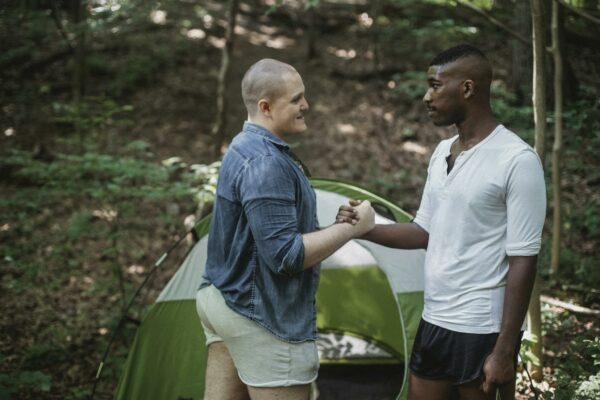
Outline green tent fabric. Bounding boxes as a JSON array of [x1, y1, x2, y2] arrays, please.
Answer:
[[115, 178, 425, 400]]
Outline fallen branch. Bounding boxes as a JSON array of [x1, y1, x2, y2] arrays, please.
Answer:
[[540, 295, 600, 316]]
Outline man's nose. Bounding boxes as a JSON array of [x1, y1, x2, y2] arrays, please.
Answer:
[[301, 98, 309, 111], [423, 89, 432, 104]]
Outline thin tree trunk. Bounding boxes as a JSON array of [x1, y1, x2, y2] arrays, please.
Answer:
[[370, 0, 383, 71], [212, 0, 239, 159], [71, 0, 86, 103], [306, 5, 317, 60], [528, 0, 548, 383], [531, 0, 547, 166], [511, 0, 532, 103], [550, 0, 562, 275]]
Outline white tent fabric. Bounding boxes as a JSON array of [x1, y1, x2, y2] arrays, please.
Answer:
[[158, 189, 424, 302]]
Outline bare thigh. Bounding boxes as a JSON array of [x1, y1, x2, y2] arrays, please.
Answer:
[[457, 377, 515, 400], [408, 372, 456, 400], [247, 384, 311, 400], [204, 342, 250, 400]]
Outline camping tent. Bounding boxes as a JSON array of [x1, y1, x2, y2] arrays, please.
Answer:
[[114, 178, 425, 400]]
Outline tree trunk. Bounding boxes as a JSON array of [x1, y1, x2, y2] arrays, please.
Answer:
[[511, 0, 532, 104], [71, 0, 86, 103], [556, 2, 578, 101], [306, 5, 317, 60], [370, 0, 383, 71], [550, 0, 562, 275], [528, 0, 548, 383], [212, 0, 240, 159], [582, 0, 598, 11]]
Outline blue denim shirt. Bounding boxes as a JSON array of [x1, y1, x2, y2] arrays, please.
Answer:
[[200, 122, 320, 342]]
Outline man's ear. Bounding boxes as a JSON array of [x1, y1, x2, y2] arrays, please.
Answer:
[[258, 99, 271, 117], [463, 79, 475, 99]]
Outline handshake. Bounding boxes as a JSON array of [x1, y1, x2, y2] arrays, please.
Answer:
[[335, 199, 375, 238]]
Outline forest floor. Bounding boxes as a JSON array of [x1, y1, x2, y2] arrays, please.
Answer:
[[1, 1, 598, 399]]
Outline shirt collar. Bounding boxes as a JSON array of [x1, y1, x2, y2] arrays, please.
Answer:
[[243, 121, 289, 149]]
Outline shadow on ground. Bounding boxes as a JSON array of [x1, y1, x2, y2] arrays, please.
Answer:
[[316, 364, 405, 400]]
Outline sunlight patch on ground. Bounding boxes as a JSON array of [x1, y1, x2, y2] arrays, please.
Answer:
[[92, 1, 121, 14], [358, 13, 373, 28], [207, 36, 225, 48], [182, 28, 206, 40], [150, 10, 167, 25], [93, 209, 118, 222], [201, 14, 214, 29], [402, 141, 428, 155], [4, 127, 14, 136], [314, 103, 331, 113], [235, 25, 295, 49], [327, 46, 357, 59], [336, 123, 357, 134], [258, 25, 278, 35], [0, 223, 9, 232], [127, 265, 146, 275]]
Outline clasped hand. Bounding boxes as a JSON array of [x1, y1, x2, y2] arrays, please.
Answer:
[[335, 199, 375, 237]]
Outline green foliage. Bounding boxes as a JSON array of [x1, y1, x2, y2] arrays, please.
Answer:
[[22, 344, 68, 370], [520, 332, 541, 366], [52, 97, 133, 134], [1, 148, 193, 202], [574, 372, 600, 400], [541, 307, 600, 399], [189, 162, 220, 207], [0, 366, 52, 399], [391, 71, 427, 100], [585, 337, 600, 367], [490, 83, 534, 142]]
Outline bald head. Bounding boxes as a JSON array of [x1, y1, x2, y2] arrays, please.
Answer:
[[242, 59, 298, 117], [430, 44, 492, 98]]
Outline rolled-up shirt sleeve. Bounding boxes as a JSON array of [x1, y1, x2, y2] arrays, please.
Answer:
[[239, 155, 305, 275], [505, 150, 547, 256]]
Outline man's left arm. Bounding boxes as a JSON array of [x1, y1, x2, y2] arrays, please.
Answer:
[[482, 150, 547, 394], [482, 255, 537, 393]]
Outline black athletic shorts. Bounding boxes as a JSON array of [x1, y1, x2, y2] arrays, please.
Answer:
[[409, 319, 522, 385]]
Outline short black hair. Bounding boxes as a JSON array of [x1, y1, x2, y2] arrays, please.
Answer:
[[429, 44, 488, 66]]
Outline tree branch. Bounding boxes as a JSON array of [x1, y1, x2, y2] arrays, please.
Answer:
[[50, 0, 75, 51], [454, 0, 531, 46], [557, 0, 600, 25]]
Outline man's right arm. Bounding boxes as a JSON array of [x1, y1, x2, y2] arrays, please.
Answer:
[[302, 200, 375, 269], [336, 203, 429, 249], [361, 222, 429, 249]]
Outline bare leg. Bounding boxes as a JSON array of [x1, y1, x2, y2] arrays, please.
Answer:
[[457, 378, 497, 400], [498, 379, 516, 400], [204, 342, 250, 400], [247, 384, 311, 400], [408, 373, 455, 400]]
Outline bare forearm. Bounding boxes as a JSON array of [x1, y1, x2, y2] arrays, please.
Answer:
[[302, 223, 356, 269], [495, 256, 537, 354], [361, 222, 429, 249]]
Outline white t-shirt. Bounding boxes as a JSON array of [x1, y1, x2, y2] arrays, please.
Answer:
[[413, 125, 546, 334]]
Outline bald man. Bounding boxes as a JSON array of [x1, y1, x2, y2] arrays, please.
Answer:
[[196, 59, 375, 400], [337, 44, 546, 399]]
